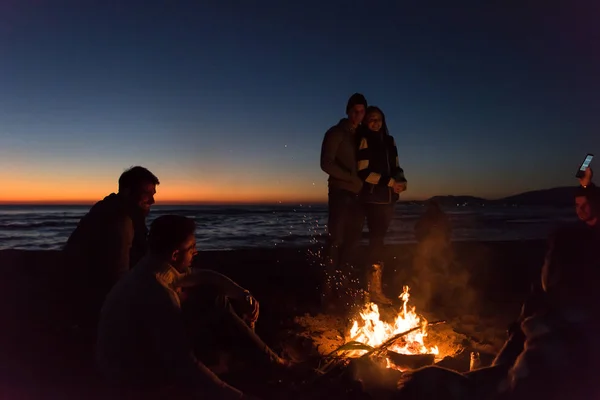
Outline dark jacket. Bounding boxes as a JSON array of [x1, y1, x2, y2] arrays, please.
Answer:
[[320, 118, 363, 194], [357, 128, 406, 204], [64, 193, 148, 311]]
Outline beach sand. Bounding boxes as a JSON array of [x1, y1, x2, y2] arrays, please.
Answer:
[[0, 240, 547, 398]]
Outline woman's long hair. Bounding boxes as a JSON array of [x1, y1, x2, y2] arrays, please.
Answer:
[[364, 106, 390, 135]]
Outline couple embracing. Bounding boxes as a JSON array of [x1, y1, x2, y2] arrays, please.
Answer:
[[320, 93, 407, 311]]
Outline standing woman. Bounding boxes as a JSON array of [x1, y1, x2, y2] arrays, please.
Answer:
[[357, 106, 407, 304]]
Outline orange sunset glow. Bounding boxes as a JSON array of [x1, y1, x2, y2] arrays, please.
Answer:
[[1, 166, 547, 205], [2, 180, 326, 205], [1, 167, 332, 205]]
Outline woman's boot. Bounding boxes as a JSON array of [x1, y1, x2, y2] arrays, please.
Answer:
[[365, 262, 393, 305]]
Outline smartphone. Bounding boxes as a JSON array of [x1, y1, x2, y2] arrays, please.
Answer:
[[575, 154, 594, 178]]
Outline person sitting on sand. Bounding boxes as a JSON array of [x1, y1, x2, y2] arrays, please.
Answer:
[[494, 167, 599, 366], [394, 168, 600, 400], [96, 215, 295, 400], [356, 106, 407, 305], [490, 166, 600, 398], [63, 166, 159, 328]]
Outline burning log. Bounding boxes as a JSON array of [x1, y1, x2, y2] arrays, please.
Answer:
[[317, 321, 446, 377], [387, 351, 435, 370], [365, 320, 446, 359]]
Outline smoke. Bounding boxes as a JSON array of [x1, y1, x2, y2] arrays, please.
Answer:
[[407, 232, 479, 319]]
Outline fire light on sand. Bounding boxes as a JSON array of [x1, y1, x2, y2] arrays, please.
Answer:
[[345, 286, 440, 368]]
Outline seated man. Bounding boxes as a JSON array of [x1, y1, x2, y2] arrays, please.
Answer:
[[96, 215, 291, 399], [494, 167, 599, 367], [395, 168, 600, 399], [492, 167, 600, 398], [63, 166, 159, 328]]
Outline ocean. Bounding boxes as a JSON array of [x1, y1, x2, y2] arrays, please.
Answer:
[[0, 203, 577, 251]]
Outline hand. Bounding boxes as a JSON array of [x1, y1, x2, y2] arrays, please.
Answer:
[[579, 167, 593, 187], [352, 175, 364, 190], [240, 290, 259, 323], [393, 182, 407, 193], [247, 295, 259, 323]]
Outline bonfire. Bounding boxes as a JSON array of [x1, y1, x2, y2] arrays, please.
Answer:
[[347, 286, 439, 357], [320, 285, 444, 372]]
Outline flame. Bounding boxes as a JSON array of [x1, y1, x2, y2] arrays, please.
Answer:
[[345, 286, 439, 365]]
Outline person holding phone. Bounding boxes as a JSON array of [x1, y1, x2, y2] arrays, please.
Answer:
[[575, 166, 598, 227], [356, 106, 407, 304]]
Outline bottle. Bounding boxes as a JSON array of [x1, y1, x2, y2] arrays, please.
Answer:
[[470, 351, 481, 371]]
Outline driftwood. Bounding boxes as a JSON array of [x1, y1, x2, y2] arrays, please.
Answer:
[[362, 320, 446, 359], [387, 352, 436, 370], [316, 320, 446, 377]]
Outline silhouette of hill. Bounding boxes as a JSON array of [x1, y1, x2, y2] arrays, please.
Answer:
[[494, 186, 575, 206], [404, 186, 578, 206]]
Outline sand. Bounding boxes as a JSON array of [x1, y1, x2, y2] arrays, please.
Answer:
[[0, 240, 548, 398]]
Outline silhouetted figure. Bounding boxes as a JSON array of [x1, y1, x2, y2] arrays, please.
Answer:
[[63, 166, 159, 329], [394, 168, 600, 400], [414, 199, 451, 244], [320, 93, 368, 311], [492, 167, 600, 399], [356, 106, 407, 305], [96, 216, 289, 399], [495, 168, 599, 369]]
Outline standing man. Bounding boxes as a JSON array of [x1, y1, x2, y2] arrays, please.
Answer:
[[320, 93, 367, 310]]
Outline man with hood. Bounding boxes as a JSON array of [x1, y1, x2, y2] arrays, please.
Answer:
[[320, 93, 367, 310], [64, 166, 159, 328]]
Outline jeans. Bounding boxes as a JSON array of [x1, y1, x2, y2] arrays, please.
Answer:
[[362, 203, 395, 266], [325, 188, 364, 274]]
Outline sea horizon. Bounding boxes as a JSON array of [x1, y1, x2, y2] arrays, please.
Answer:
[[0, 183, 579, 208], [0, 203, 577, 252]]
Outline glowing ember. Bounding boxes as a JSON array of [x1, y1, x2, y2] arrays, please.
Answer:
[[345, 286, 439, 366]]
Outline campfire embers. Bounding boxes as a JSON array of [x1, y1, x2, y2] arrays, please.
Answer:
[[344, 286, 441, 369]]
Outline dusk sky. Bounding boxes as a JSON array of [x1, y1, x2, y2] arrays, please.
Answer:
[[1, 1, 599, 204]]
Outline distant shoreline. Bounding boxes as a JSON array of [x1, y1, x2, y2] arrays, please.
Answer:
[[0, 184, 579, 207]]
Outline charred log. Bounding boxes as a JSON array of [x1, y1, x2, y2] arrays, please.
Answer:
[[386, 351, 435, 370]]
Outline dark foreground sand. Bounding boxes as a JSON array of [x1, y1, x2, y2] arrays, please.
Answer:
[[0, 240, 548, 398]]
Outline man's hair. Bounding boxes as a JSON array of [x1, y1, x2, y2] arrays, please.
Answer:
[[148, 215, 196, 255], [346, 93, 367, 114], [118, 166, 160, 193]]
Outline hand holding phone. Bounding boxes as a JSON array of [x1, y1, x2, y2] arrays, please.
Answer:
[[576, 154, 594, 179]]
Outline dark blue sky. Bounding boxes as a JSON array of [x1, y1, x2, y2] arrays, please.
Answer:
[[1, 0, 599, 203]]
